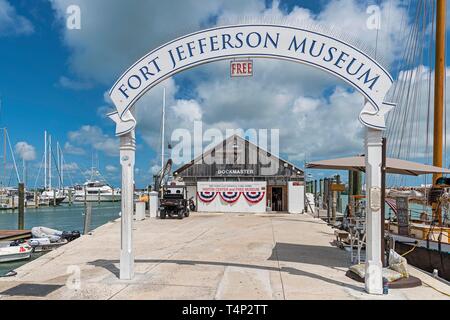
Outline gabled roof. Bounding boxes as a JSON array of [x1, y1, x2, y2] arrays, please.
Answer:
[[173, 134, 304, 175]]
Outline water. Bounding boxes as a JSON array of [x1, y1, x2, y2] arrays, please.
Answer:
[[339, 195, 432, 220], [0, 202, 120, 277]]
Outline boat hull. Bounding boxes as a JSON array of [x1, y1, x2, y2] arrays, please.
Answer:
[[31, 240, 68, 253], [0, 247, 32, 263], [73, 194, 120, 202], [392, 236, 450, 281], [39, 196, 66, 206]]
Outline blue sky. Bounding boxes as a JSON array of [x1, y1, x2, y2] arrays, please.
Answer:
[[0, 0, 449, 188]]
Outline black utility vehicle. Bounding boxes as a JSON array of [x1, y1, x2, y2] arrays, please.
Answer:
[[159, 186, 190, 219]]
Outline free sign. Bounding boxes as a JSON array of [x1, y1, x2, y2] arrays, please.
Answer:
[[230, 60, 253, 77]]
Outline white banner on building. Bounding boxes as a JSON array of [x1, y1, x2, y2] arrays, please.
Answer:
[[197, 181, 267, 213]]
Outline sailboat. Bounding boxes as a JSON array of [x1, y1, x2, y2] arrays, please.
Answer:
[[0, 126, 25, 210], [385, 0, 450, 280], [40, 131, 66, 205]]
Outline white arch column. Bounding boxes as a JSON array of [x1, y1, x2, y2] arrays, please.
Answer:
[[119, 130, 135, 280], [364, 127, 383, 294]]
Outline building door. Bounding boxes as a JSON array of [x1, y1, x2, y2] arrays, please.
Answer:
[[272, 187, 283, 211]]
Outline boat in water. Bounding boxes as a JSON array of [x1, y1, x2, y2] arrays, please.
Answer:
[[39, 189, 66, 206], [73, 181, 120, 202], [0, 243, 32, 263], [27, 226, 80, 252], [0, 186, 26, 210]]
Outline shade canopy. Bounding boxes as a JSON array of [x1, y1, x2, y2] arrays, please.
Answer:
[[305, 156, 450, 176]]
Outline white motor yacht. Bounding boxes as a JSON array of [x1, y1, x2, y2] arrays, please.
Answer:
[[73, 181, 120, 202]]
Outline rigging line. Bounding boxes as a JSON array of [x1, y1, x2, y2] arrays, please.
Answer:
[[390, 0, 413, 83], [387, 0, 431, 186], [411, 4, 427, 162], [398, 0, 426, 152], [61, 156, 75, 187], [425, 0, 436, 166], [50, 144, 63, 187], [5, 129, 20, 184], [33, 152, 45, 190], [388, 1, 421, 148]]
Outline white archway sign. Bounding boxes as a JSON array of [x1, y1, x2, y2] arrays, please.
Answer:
[[109, 24, 395, 295]]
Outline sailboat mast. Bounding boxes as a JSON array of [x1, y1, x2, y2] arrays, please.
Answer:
[[432, 0, 446, 226], [44, 131, 47, 190], [3, 128, 6, 186], [49, 134, 52, 190], [60, 144, 64, 187], [57, 141, 60, 189]]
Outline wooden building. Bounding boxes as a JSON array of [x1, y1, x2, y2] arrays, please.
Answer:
[[173, 134, 304, 212]]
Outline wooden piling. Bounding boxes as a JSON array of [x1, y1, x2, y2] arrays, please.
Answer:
[[34, 191, 38, 208], [83, 202, 92, 235], [353, 171, 362, 195], [68, 189, 72, 206], [324, 178, 330, 222], [18, 183, 25, 230], [314, 180, 317, 199], [319, 179, 323, 209], [348, 170, 353, 214], [331, 177, 336, 224], [336, 174, 342, 213]]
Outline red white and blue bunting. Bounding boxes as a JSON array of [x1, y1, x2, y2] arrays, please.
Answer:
[[197, 191, 217, 203], [243, 191, 265, 204], [219, 191, 241, 203]]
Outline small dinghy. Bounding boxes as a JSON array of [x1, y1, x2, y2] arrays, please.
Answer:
[[31, 227, 63, 242], [28, 227, 80, 252], [0, 243, 32, 263], [28, 237, 68, 253]]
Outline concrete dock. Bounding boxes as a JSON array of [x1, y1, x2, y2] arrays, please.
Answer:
[[0, 212, 448, 300]]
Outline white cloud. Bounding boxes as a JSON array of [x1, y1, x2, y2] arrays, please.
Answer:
[[58, 76, 93, 90], [63, 162, 79, 171], [105, 164, 117, 172], [0, 0, 34, 36], [14, 142, 36, 161], [150, 164, 161, 175], [49, 0, 234, 83], [64, 142, 85, 155], [171, 100, 203, 123], [68, 125, 119, 156]]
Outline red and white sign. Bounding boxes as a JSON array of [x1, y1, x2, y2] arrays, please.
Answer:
[[230, 60, 253, 77]]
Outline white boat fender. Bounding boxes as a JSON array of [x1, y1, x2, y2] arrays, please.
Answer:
[[28, 238, 51, 246]]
